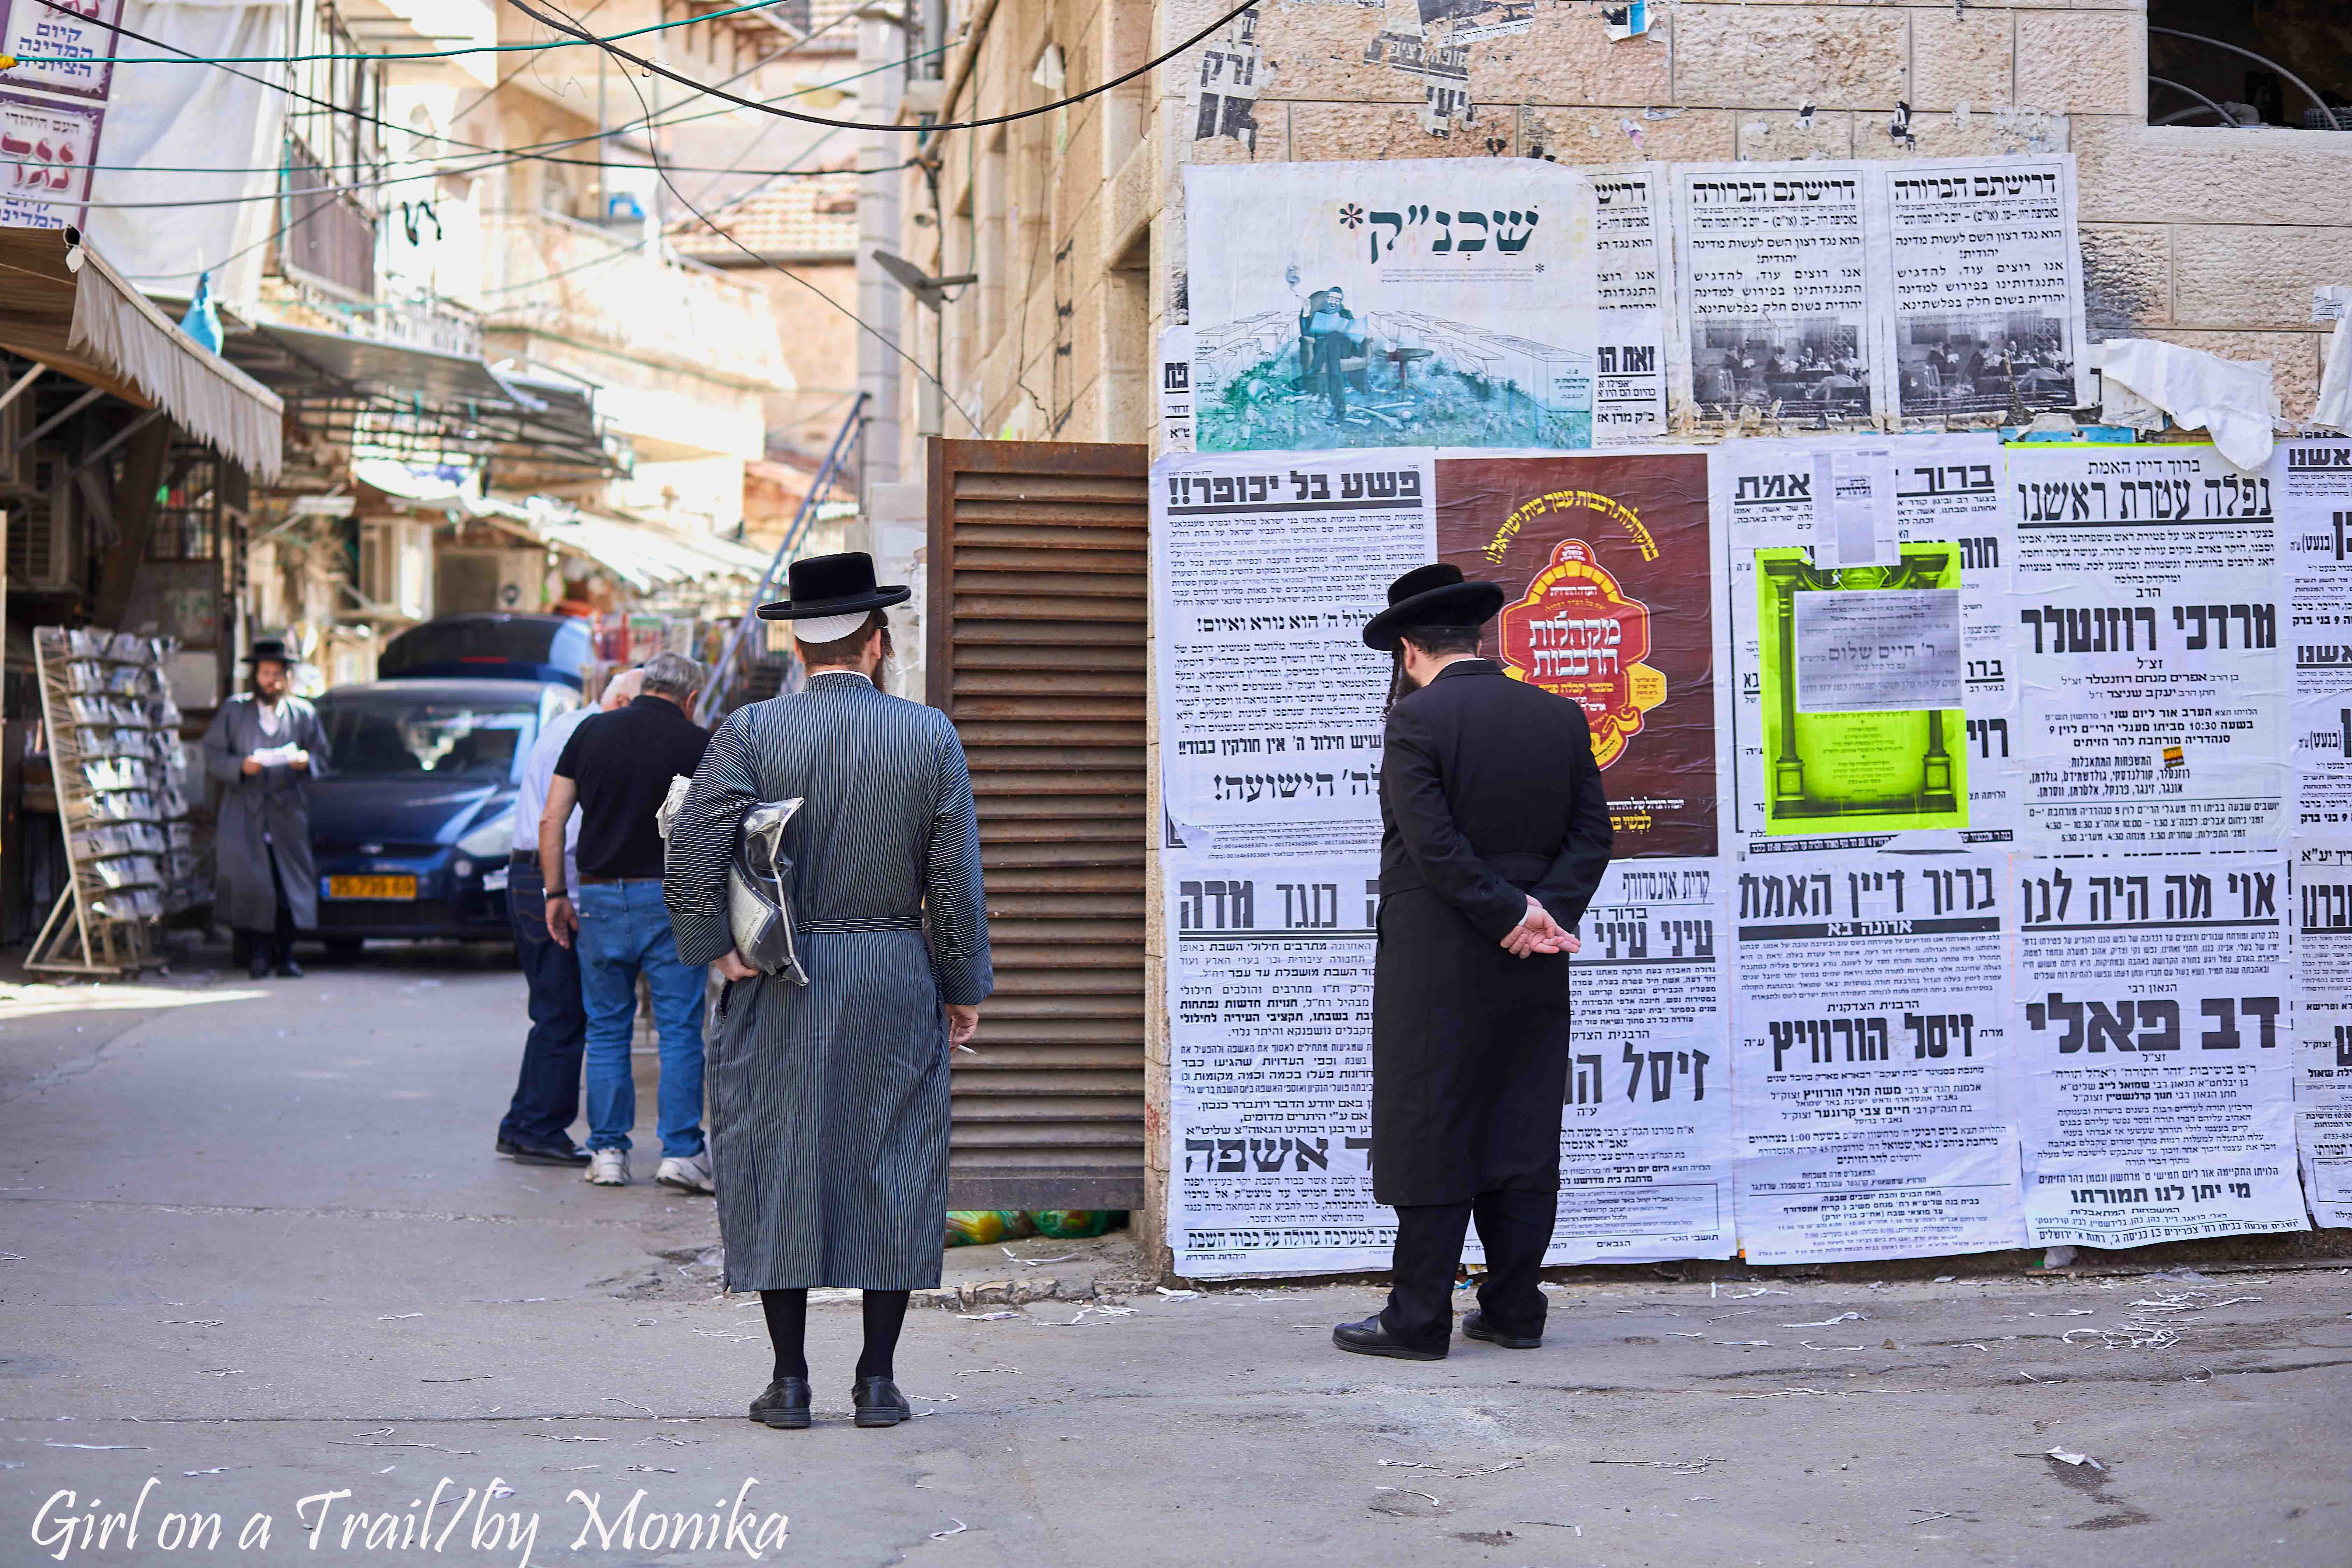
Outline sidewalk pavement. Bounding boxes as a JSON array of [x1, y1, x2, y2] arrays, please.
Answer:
[[2, 945, 2348, 1565]]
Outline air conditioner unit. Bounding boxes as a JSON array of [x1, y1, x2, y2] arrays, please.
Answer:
[[357, 517, 434, 621], [5, 449, 77, 592]]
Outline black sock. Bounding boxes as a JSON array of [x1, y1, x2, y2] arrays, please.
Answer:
[[760, 1289, 807, 1382], [855, 1290, 910, 1381]]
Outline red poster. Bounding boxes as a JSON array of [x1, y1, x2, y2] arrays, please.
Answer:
[[1435, 452, 1716, 857]]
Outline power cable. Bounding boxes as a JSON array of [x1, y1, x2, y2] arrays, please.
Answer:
[[575, 0, 982, 435], [505, 0, 1255, 134], [10, 0, 802, 66]]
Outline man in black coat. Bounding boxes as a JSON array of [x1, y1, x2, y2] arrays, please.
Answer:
[[1333, 564, 1614, 1360]]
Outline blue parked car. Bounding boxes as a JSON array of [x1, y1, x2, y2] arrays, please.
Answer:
[[305, 673, 580, 956]]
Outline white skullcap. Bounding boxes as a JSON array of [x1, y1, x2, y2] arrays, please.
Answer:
[[791, 610, 873, 644]]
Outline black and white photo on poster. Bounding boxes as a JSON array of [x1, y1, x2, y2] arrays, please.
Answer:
[[1884, 158, 2086, 422], [1729, 848, 2024, 1263], [1674, 164, 1875, 429], [1553, 859, 1734, 1263], [1149, 449, 1434, 854], [2016, 853, 2305, 1245], [2011, 443, 2287, 853]]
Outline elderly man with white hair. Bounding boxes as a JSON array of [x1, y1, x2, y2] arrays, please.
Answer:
[[540, 652, 715, 1191], [495, 665, 643, 1168]]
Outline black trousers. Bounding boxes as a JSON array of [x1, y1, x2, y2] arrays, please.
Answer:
[[236, 843, 298, 966], [499, 860, 585, 1148], [1380, 1187, 1556, 1352]]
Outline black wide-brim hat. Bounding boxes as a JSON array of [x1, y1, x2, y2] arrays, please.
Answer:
[[754, 550, 912, 620], [243, 638, 293, 666], [1362, 562, 1505, 651]]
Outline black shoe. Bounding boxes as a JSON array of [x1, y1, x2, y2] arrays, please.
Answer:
[[749, 1376, 811, 1429], [851, 1375, 911, 1428], [248, 952, 271, 980], [1462, 1310, 1542, 1349], [274, 958, 304, 979], [497, 1136, 592, 1167], [1331, 1313, 1447, 1361]]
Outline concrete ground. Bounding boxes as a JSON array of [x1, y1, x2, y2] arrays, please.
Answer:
[[2, 943, 2349, 1567]]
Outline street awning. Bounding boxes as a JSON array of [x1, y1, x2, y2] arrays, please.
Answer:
[[0, 227, 284, 480], [220, 322, 614, 474], [373, 481, 773, 595]]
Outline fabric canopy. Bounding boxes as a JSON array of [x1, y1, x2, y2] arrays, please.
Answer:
[[0, 227, 284, 479]]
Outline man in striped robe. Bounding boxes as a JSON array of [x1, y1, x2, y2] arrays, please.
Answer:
[[665, 552, 992, 1432]]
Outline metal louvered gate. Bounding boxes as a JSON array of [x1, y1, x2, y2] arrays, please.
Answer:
[[925, 438, 1149, 1210]]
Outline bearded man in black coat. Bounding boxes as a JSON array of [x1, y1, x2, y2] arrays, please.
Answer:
[[1333, 564, 1614, 1361]]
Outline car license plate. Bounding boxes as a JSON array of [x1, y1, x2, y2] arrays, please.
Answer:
[[327, 874, 416, 900]]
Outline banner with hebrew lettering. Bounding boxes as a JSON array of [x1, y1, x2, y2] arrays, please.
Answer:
[[2017, 853, 2305, 1245], [2011, 443, 2288, 853], [1150, 448, 1435, 855], [1183, 159, 1615, 451], [1435, 450, 1720, 858], [1728, 847, 2025, 1263]]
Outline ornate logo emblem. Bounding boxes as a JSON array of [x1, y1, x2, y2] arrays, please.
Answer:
[[1495, 538, 1664, 768]]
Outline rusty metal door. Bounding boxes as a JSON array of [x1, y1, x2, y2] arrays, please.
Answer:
[[926, 438, 1148, 1210]]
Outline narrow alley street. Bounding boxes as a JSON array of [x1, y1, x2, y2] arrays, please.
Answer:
[[1, 946, 2347, 1566]]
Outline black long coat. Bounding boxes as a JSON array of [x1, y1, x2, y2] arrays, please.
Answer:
[[1372, 659, 1613, 1208]]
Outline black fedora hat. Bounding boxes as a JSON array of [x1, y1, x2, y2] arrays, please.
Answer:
[[243, 638, 293, 666], [1361, 563, 1505, 651], [754, 551, 912, 621]]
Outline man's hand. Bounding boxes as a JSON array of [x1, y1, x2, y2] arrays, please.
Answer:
[[288, 750, 310, 772], [715, 948, 760, 982], [945, 1004, 980, 1054], [545, 892, 577, 949], [1501, 896, 1579, 958], [240, 756, 262, 777]]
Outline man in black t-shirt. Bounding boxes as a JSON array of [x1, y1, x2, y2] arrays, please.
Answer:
[[540, 652, 714, 1192]]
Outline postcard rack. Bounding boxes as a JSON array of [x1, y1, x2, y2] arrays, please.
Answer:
[[26, 627, 196, 977]]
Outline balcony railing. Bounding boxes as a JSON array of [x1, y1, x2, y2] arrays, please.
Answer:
[[483, 209, 790, 390], [280, 139, 379, 301]]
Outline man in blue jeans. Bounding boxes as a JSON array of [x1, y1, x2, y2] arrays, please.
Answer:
[[538, 651, 714, 1191]]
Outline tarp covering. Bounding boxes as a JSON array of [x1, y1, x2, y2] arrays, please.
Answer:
[[0, 226, 283, 479]]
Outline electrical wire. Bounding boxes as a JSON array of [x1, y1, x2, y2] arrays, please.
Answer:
[[504, 0, 1255, 134], [25, 0, 934, 175], [9, 0, 802, 66], [573, 0, 982, 435]]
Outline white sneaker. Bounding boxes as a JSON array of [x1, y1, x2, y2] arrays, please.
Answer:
[[584, 1148, 629, 1186], [655, 1151, 713, 1194]]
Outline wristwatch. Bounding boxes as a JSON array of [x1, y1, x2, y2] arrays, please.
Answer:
[[546, 888, 568, 898]]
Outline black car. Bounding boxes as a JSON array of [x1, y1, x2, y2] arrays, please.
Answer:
[[376, 612, 593, 688], [306, 678, 580, 953]]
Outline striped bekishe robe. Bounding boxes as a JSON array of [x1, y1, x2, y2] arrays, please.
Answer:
[[664, 670, 992, 1290]]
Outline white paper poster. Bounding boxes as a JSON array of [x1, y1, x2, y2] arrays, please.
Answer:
[[2297, 846, 2352, 1228], [1730, 847, 2025, 1263], [1165, 851, 1391, 1279], [1184, 159, 1614, 451], [1676, 163, 1877, 428], [0, 88, 102, 230], [1150, 449, 1434, 856], [2011, 443, 2288, 853], [1882, 158, 2087, 423], [1591, 163, 1669, 445], [1554, 859, 1735, 1262], [2017, 853, 2306, 1245], [2282, 439, 2352, 831], [1157, 325, 1196, 454]]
